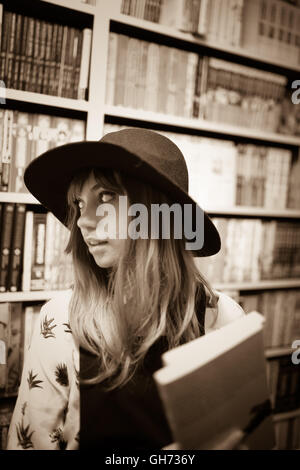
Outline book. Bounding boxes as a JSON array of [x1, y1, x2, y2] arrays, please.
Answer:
[[153, 312, 275, 449], [0, 303, 10, 392], [78, 28, 92, 100], [6, 204, 26, 292], [30, 213, 47, 291], [0, 203, 15, 292], [159, 0, 200, 33]]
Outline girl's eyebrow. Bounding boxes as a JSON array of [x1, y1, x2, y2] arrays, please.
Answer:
[[90, 183, 104, 192]]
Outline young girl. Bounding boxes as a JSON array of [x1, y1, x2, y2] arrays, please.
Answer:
[[7, 128, 245, 450]]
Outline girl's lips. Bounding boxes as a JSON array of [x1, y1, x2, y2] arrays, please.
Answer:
[[88, 241, 108, 252]]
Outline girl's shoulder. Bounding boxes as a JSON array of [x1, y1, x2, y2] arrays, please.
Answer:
[[205, 289, 245, 333], [41, 288, 73, 324]]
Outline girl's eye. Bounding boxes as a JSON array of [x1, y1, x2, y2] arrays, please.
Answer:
[[99, 191, 116, 203]]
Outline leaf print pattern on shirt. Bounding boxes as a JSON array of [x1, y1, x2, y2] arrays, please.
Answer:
[[55, 363, 69, 386], [49, 427, 68, 450], [63, 322, 72, 333], [40, 315, 57, 338], [27, 370, 43, 390], [16, 413, 34, 449]]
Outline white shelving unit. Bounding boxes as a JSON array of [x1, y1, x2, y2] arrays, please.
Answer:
[[1, 0, 300, 447]]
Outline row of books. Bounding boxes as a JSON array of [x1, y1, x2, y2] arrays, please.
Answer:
[[0, 109, 85, 193], [266, 356, 300, 414], [104, 123, 300, 209], [0, 302, 43, 398], [240, 289, 300, 349], [121, 0, 300, 68], [159, 0, 245, 43], [121, 0, 162, 22], [196, 218, 300, 283], [280, 91, 300, 137], [274, 416, 300, 450], [106, 33, 290, 135], [163, 131, 295, 210], [0, 203, 73, 293], [0, 6, 92, 99]]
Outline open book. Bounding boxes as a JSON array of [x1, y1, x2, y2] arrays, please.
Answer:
[[153, 312, 275, 450]]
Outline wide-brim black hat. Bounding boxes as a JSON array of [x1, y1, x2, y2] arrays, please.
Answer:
[[24, 128, 221, 257]]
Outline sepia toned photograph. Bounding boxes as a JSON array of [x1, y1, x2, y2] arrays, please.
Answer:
[[0, 0, 300, 456]]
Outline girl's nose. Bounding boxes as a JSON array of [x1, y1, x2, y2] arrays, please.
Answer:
[[77, 205, 97, 231]]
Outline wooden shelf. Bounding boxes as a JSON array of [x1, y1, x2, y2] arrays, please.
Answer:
[[111, 13, 300, 73], [0, 290, 68, 302], [265, 347, 299, 359], [105, 105, 300, 146], [41, 0, 95, 15], [1, 88, 89, 112], [273, 408, 300, 422], [1, 281, 299, 303], [0, 193, 40, 204], [214, 279, 300, 291], [2, 194, 299, 218], [206, 207, 300, 218]]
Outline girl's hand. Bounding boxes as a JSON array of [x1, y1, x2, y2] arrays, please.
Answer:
[[162, 428, 248, 450]]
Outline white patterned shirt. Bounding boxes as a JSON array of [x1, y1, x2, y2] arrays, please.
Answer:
[[6, 288, 244, 450]]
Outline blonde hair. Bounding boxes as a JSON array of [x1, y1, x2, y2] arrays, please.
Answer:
[[66, 168, 218, 391]]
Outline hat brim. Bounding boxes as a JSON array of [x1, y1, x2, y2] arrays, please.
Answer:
[[24, 141, 221, 257]]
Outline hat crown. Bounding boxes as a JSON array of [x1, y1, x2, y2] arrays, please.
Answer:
[[100, 128, 189, 192]]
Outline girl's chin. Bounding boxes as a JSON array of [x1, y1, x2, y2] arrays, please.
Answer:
[[92, 253, 117, 269]]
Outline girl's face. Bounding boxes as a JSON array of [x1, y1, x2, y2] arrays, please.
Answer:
[[76, 172, 126, 269]]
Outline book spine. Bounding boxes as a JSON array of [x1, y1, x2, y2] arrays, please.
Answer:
[[44, 212, 56, 290], [31, 18, 40, 93], [6, 12, 16, 90], [157, 44, 169, 114], [48, 22, 58, 96], [18, 15, 28, 91], [1, 109, 13, 192], [9, 111, 31, 193], [197, 0, 210, 36], [21, 211, 34, 292], [72, 27, 83, 99], [78, 28, 92, 100], [184, 52, 198, 118], [0, 110, 4, 188], [0, 203, 15, 293], [175, 49, 188, 116], [24, 17, 35, 93], [12, 13, 23, 90], [30, 213, 47, 291], [7, 204, 26, 292], [137, 40, 148, 109], [159, 0, 183, 30], [0, 303, 10, 392], [0, 10, 10, 84], [144, 41, 160, 112], [57, 25, 68, 97], [36, 20, 47, 95]]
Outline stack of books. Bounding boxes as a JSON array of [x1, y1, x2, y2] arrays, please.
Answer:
[[240, 289, 300, 349], [0, 5, 92, 99], [0, 109, 86, 193], [106, 33, 290, 134], [0, 204, 73, 293]]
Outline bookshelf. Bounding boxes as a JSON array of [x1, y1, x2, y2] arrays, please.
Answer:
[[1, 0, 300, 450], [104, 104, 300, 146]]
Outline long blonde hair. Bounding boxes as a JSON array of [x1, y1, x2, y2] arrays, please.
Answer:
[[65, 167, 217, 390]]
